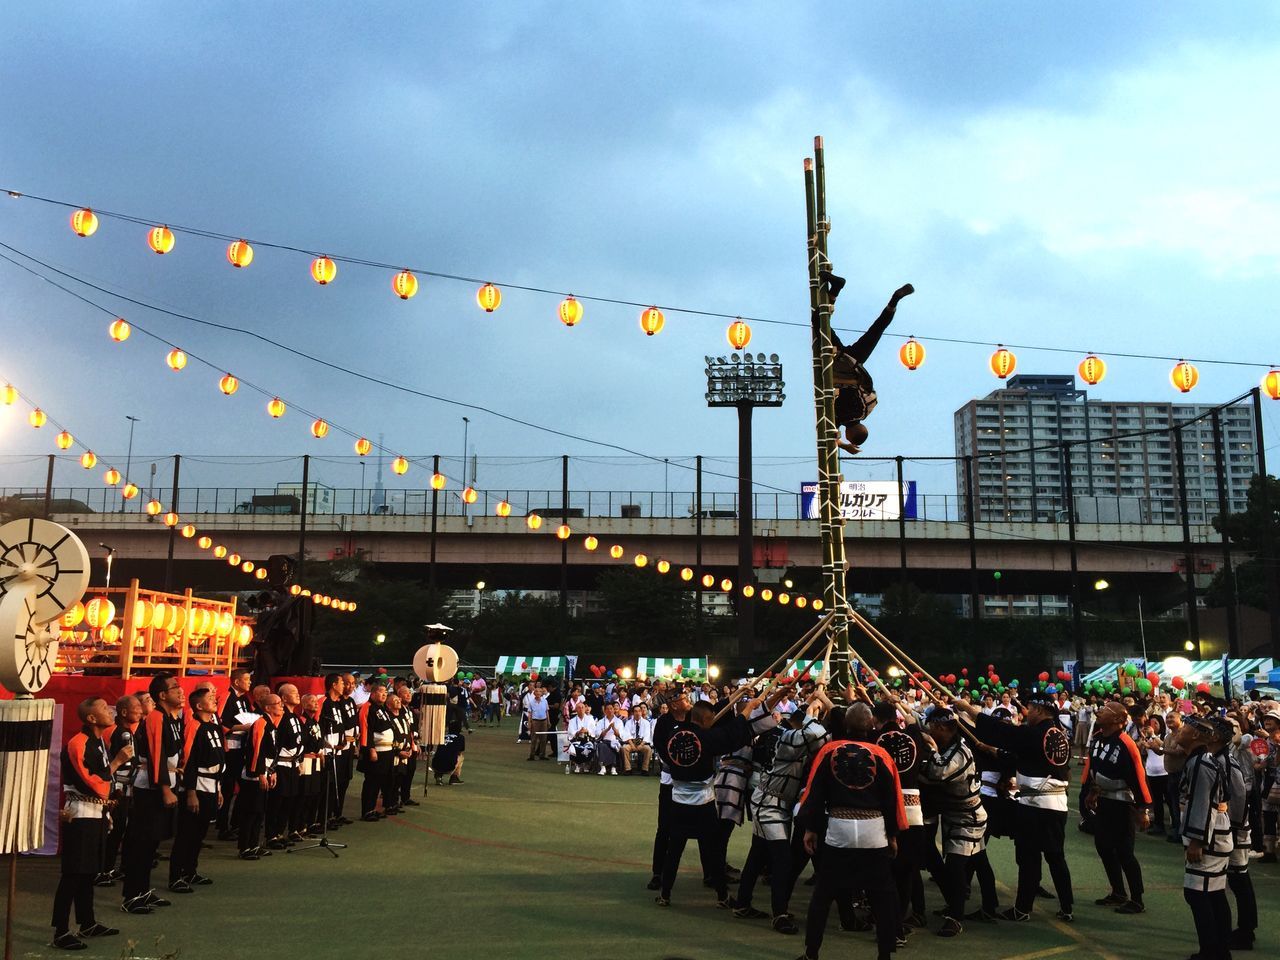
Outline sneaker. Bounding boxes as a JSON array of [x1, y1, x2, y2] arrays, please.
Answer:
[[93, 872, 115, 887], [361, 813, 381, 822], [143, 890, 171, 908], [403, 798, 421, 806], [266, 839, 288, 850], [772, 914, 800, 935], [611, 769, 618, 776], [77, 923, 119, 938], [998, 908, 1030, 922], [895, 930, 910, 948], [449, 775, 463, 784], [904, 910, 927, 928], [166, 879, 194, 894], [1095, 893, 1128, 906], [120, 894, 154, 915], [965, 908, 998, 923], [646, 875, 662, 890], [1036, 885, 1054, 899], [655, 896, 670, 907], [187, 874, 213, 886], [436, 774, 446, 783], [598, 768, 606, 776], [238, 850, 260, 861], [1055, 910, 1074, 923], [937, 917, 963, 938], [49, 933, 87, 951], [734, 906, 769, 920], [1115, 900, 1144, 915], [716, 896, 737, 909]]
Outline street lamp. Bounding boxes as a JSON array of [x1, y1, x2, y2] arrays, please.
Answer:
[[705, 352, 784, 655], [374, 633, 386, 645], [1094, 578, 1147, 665], [122, 415, 139, 513]]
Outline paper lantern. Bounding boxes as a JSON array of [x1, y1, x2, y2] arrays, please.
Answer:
[[197, 535, 212, 549], [526, 513, 543, 530], [476, 283, 502, 312], [720, 578, 733, 592], [556, 524, 572, 540], [227, 553, 241, 566], [217, 612, 235, 637], [55, 430, 74, 450], [495, 500, 512, 517], [109, 318, 131, 342], [639, 306, 665, 336], [634, 553, 648, 567], [1, 384, 15, 404], [61, 601, 85, 628], [899, 338, 925, 370], [166, 348, 188, 371], [311, 256, 337, 285], [584, 536, 598, 551], [28, 408, 46, 428], [255, 567, 267, 580], [461, 486, 478, 504], [727, 319, 751, 350], [189, 607, 211, 637], [289, 585, 302, 596], [1263, 369, 1280, 401], [218, 373, 239, 396], [267, 397, 286, 418], [147, 225, 175, 254], [163, 512, 179, 527], [213, 545, 227, 559], [310, 419, 329, 439], [989, 345, 1016, 379], [392, 269, 419, 300], [236, 623, 253, 647], [145, 499, 163, 516], [354, 437, 372, 456], [610, 545, 624, 559], [70, 208, 98, 237], [701, 573, 715, 588], [559, 296, 582, 327], [430, 472, 446, 490], [1078, 354, 1106, 385], [226, 239, 254, 268], [84, 597, 115, 629], [132, 600, 154, 631], [778, 593, 791, 605], [391, 456, 409, 475], [348, 602, 357, 612], [241, 561, 254, 573], [101, 623, 121, 645], [104, 467, 121, 486], [742, 584, 755, 598], [301, 589, 311, 597], [121, 483, 139, 500], [1170, 360, 1199, 393], [80, 451, 97, 469], [656, 559, 670, 574], [812, 598, 824, 611], [680, 567, 693, 581], [795, 596, 808, 609], [181, 524, 196, 538]]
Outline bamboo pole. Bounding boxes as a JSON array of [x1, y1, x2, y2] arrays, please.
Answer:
[[711, 613, 835, 722], [178, 589, 193, 675], [121, 579, 140, 680]]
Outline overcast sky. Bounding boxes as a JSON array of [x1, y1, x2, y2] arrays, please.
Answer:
[[2, 2, 1278, 504]]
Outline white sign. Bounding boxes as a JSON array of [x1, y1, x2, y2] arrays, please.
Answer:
[[801, 481, 917, 521]]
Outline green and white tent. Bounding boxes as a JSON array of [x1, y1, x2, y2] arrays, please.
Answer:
[[779, 659, 826, 679], [494, 656, 565, 677], [636, 657, 708, 681], [1081, 658, 1272, 686]]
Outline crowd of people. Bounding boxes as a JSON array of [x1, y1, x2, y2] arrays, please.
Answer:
[[508, 669, 1277, 960], [51, 668, 463, 952]]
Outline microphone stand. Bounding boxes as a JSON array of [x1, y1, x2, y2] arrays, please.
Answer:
[[289, 750, 346, 858]]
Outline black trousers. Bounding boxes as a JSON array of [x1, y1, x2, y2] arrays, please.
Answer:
[[121, 789, 166, 899], [1013, 805, 1073, 914], [52, 818, 105, 932], [400, 754, 418, 803], [236, 780, 266, 853], [360, 752, 393, 816], [215, 749, 244, 832], [102, 792, 129, 871], [1166, 770, 1183, 838], [267, 767, 300, 838], [804, 845, 897, 960], [1146, 774, 1170, 830], [1184, 887, 1232, 960], [334, 751, 354, 819], [660, 802, 724, 900], [944, 848, 998, 918], [738, 833, 792, 916], [651, 782, 673, 877], [170, 792, 217, 882], [965, 848, 1000, 913], [893, 824, 925, 921], [1094, 798, 1143, 901], [1227, 866, 1257, 935]]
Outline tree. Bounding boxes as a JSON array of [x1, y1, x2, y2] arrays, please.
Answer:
[[594, 567, 697, 651], [1205, 473, 1280, 656]]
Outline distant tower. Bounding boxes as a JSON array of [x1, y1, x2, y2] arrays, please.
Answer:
[[372, 432, 387, 510]]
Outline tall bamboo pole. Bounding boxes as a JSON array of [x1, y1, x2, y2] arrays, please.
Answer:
[[806, 136, 850, 690]]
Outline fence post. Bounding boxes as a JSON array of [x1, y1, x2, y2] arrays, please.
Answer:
[[1174, 428, 1201, 656], [964, 455, 979, 620], [164, 456, 181, 592], [1064, 444, 1085, 666], [1211, 409, 1239, 656]]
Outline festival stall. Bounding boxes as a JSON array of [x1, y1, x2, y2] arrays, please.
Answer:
[[494, 655, 565, 678], [1081, 657, 1273, 689], [635, 657, 709, 682], [776, 658, 826, 681]]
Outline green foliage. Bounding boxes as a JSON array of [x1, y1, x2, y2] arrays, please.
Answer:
[[590, 566, 698, 651], [1205, 473, 1280, 610]]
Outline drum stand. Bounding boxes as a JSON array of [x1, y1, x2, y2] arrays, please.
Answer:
[[290, 753, 346, 858]]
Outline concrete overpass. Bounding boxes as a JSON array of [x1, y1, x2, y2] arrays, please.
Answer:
[[55, 511, 1230, 601]]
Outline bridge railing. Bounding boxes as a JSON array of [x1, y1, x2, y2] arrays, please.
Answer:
[[1, 485, 1231, 526]]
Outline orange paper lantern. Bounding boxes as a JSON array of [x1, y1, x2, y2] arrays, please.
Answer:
[[656, 559, 670, 574], [556, 524, 572, 540], [310, 419, 329, 439], [989, 345, 1016, 379], [634, 553, 648, 567], [147, 225, 175, 254], [226, 239, 254, 268], [461, 486, 478, 504], [476, 283, 502, 312], [80, 451, 97, 469], [70, 208, 98, 237], [84, 597, 115, 629], [495, 501, 511, 517], [391, 456, 409, 476], [680, 567, 693, 581], [219, 373, 239, 396], [166, 348, 188, 371], [28, 408, 46, 428], [145, 499, 162, 516], [311, 256, 337, 285], [121, 483, 139, 500], [181, 524, 196, 538], [610, 545, 624, 559], [1078, 354, 1106, 386], [163, 512, 179, 527], [727, 319, 751, 350], [392, 269, 418, 300], [61, 602, 85, 628], [584, 536, 598, 551], [267, 397, 286, 418], [55, 430, 74, 450], [108, 318, 131, 342], [430, 472, 446, 490], [104, 468, 121, 486], [354, 437, 372, 456], [559, 296, 583, 327], [899, 338, 925, 371], [1, 384, 15, 405], [1264, 369, 1280, 401], [1170, 360, 1199, 393], [639, 306, 665, 336], [526, 513, 543, 530], [197, 536, 212, 549]]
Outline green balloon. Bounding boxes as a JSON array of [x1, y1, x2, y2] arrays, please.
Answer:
[[1123, 663, 1140, 678], [957, 679, 967, 688], [1136, 678, 1152, 694]]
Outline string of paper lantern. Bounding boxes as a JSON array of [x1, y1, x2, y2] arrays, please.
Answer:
[[7, 188, 1277, 386]]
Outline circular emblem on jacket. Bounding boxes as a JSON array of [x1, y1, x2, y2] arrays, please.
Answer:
[[876, 729, 917, 774], [666, 729, 703, 767], [1042, 726, 1071, 768], [830, 741, 877, 790]]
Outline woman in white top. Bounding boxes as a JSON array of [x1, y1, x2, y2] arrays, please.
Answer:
[[1139, 714, 1169, 835]]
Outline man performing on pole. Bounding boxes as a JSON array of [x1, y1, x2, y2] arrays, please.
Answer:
[[952, 692, 1074, 922], [1081, 702, 1151, 914], [821, 275, 914, 454]]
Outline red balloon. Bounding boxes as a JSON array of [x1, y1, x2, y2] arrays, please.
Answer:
[[763, 670, 773, 679], [520, 661, 529, 670], [987, 664, 994, 671], [961, 668, 968, 677], [990, 674, 1000, 683], [1147, 672, 1159, 686], [529, 671, 539, 681], [674, 664, 683, 673], [921, 680, 932, 691], [1195, 682, 1210, 694], [800, 671, 811, 682], [1171, 676, 1186, 690], [1038, 671, 1050, 682]]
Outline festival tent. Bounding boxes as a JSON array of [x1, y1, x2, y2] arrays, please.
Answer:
[[494, 656, 566, 677], [636, 657, 709, 681], [778, 658, 826, 679], [1081, 658, 1272, 687]]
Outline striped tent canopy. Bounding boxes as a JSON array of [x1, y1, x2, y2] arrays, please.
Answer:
[[636, 657, 708, 681], [494, 656, 565, 677], [780, 659, 826, 680], [1081, 658, 1272, 686]]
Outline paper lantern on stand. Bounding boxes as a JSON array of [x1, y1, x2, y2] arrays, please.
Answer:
[[412, 642, 459, 747], [61, 602, 85, 629], [84, 597, 115, 629]]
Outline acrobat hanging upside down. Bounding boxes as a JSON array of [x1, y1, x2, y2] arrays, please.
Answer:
[[821, 273, 914, 454]]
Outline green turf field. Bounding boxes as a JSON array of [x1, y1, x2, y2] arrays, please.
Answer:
[[4, 725, 1276, 959]]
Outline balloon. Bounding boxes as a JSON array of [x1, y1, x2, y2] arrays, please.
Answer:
[[990, 674, 1000, 684], [921, 680, 932, 691], [675, 664, 683, 674], [529, 671, 539, 681], [1046, 684, 1057, 694], [1195, 682, 1210, 694], [961, 668, 968, 677], [957, 679, 967, 687], [1172, 676, 1185, 690], [520, 661, 529, 670], [987, 664, 994, 671], [1010, 679, 1019, 687], [1136, 678, 1153, 695], [1147, 671, 1159, 686], [1038, 671, 1050, 682], [1123, 663, 1140, 678]]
